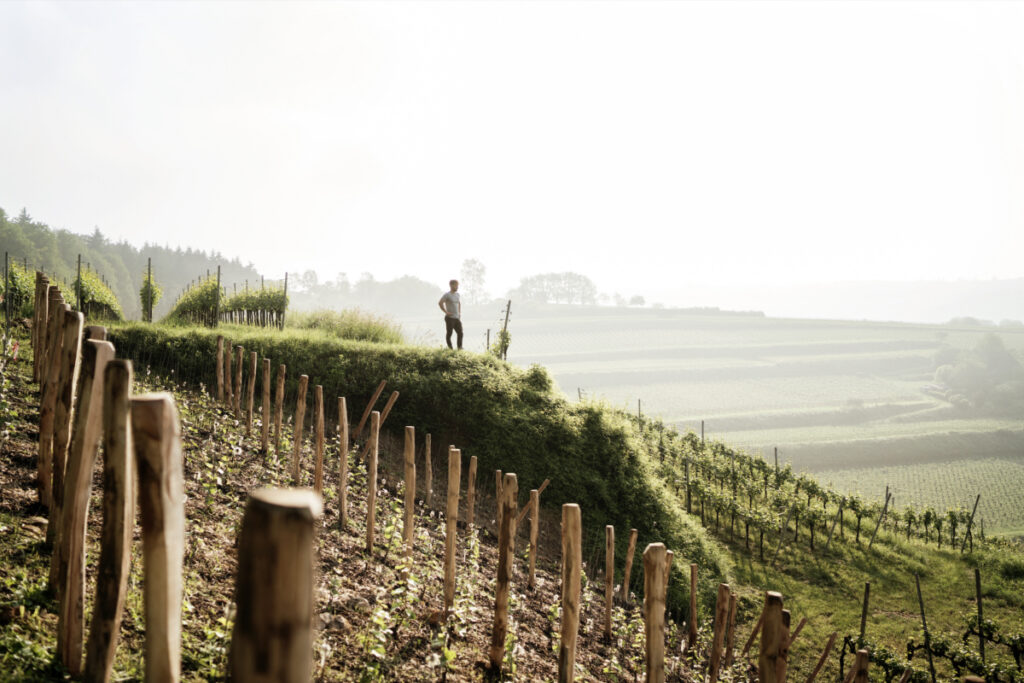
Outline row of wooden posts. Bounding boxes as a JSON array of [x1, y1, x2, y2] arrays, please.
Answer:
[[29, 271, 884, 682]]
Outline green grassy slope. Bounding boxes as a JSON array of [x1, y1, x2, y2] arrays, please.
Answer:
[[106, 322, 730, 613]]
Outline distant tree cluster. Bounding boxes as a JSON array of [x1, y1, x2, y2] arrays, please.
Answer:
[[507, 272, 598, 305], [933, 333, 1024, 413]]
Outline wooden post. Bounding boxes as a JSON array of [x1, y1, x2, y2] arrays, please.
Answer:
[[488, 473, 518, 669], [337, 397, 349, 528], [260, 359, 270, 455], [365, 411, 379, 553], [725, 590, 738, 667], [466, 455, 477, 527], [291, 375, 308, 484], [443, 446, 461, 615], [47, 309, 84, 550], [354, 380, 386, 442], [779, 609, 792, 681], [559, 504, 582, 683], [688, 563, 699, 649], [83, 360, 134, 682], [229, 488, 323, 683], [32, 275, 47, 382], [495, 469, 503, 529], [620, 528, 638, 603], [39, 299, 65, 508], [852, 648, 869, 683], [403, 426, 416, 559], [604, 525, 614, 640], [216, 336, 224, 402], [132, 393, 185, 683], [224, 341, 233, 410], [424, 434, 433, 507], [313, 386, 325, 494], [233, 346, 243, 417], [758, 591, 785, 683], [805, 632, 838, 683], [37, 296, 62, 507], [56, 339, 115, 674], [245, 351, 257, 435], [709, 583, 731, 681], [274, 364, 286, 454], [528, 489, 539, 590], [859, 581, 870, 640], [642, 543, 667, 683]]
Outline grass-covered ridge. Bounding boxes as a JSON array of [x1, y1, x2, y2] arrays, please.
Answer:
[[286, 309, 404, 344], [107, 322, 731, 612]]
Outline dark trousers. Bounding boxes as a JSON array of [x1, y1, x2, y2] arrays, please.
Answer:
[[444, 316, 463, 349]]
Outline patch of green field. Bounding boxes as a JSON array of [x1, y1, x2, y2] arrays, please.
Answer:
[[818, 457, 1024, 537]]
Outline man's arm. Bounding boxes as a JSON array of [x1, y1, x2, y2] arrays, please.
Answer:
[[438, 295, 448, 315]]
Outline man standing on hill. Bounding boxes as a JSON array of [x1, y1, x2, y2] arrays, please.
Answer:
[[438, 279, 463, 350]]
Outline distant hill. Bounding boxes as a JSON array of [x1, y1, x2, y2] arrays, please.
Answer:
[[650, 280, 1024, 325]]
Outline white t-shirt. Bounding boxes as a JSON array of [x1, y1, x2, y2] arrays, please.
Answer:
[[440, 291, 461, 318]]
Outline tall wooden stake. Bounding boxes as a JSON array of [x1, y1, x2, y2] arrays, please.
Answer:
[[488, 473, 518, 670], [643, 543, 667, 683], [274, 364, 286, 454], [759, 591, 786, 683], [47, 309, 84, 551], [424, 433, 432, 507], [859, 581, 870, 640], [260, 358, 270, 455], [710, 583, 731, 681], [689, 563, 699, 649], [223, 341, 233, 410], [443, 446, 461, 616], [291, 375, 308, 484], [56, 338, 114, 674], [604, 525, 615, 640], [466, 455, 477, 527], [620, 528, 638, 604], [559, 504, 582, 683], [83, 360, 134, 683], [528, 489, 539, 590], [132, 393, 185, 683], [233, 346, 243, 417], [337, 397, 349, 528], [216, 336, 224, 402], [38, 296, 64, 507], [245, 351, 257, 435], [403, 426, 416, 560], [365, 411, 379, 553], [313, 385, 325, 494], [229, 489, 323, 683]]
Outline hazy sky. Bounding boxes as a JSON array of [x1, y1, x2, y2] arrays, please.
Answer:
[[2, 1, 1022, 302]]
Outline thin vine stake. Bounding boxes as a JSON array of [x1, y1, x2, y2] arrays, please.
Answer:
[[915, 574, 937, 683], [291, 375, 308, 484], [804, 632, 837, 683]]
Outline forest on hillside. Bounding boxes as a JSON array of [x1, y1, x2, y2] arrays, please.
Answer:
[[0, 206, 261, 320]]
